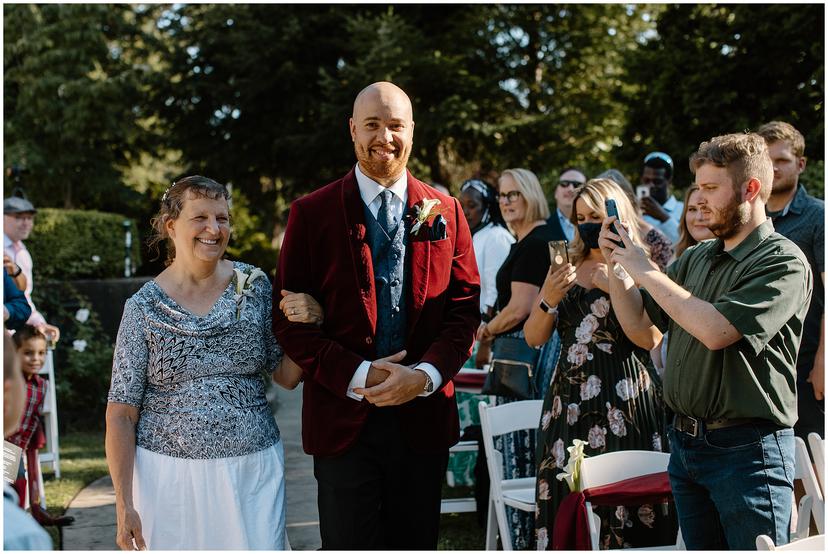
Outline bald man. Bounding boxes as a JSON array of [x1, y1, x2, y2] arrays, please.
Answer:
[[273, 82, 480, 549]]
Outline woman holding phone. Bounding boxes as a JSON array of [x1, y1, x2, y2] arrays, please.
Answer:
[[525, 179, 674, 550]]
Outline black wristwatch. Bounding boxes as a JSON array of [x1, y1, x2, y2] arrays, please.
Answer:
[[539, 299, 558, 315], [11, 264, 22, 278]]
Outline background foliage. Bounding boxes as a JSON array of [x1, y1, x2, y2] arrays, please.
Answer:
[[26, 208, 141, 280], [4, 3, 824, 277]]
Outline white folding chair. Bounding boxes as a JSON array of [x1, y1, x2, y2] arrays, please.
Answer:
[[478, 399, 543, 551], [578, 450, 682, 550], [807, 432, 825, 491], [756, 532, 825, 550], [793, 436, 824, 537]]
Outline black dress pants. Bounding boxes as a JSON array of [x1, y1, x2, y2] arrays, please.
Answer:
[[313, 408, 449, 550]]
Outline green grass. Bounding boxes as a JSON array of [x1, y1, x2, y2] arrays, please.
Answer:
[[40, 430, 109, 548], [438, 484, 486, 550]]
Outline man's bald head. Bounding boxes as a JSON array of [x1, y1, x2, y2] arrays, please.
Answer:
[[349, 82, 415, 187], [352, 82, 413, 121]]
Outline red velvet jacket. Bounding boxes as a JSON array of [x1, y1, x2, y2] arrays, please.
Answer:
[[273, 168, 480, 457]]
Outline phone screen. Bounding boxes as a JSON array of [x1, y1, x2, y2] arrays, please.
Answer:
[[548, 240, 569, 271]]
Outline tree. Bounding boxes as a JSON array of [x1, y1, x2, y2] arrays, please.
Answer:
[[620, 4, 824, 190], [3, 4, 163, 211]]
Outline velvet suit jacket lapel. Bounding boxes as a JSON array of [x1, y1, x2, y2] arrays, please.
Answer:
[[342, 168, 378, 334], [405, 172, 430, 337]]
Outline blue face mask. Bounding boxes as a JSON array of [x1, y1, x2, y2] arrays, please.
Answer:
[[577, 223, 602, 249]]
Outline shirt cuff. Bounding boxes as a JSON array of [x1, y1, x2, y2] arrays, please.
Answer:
[[414, 363, 442, 397], [346, 360, 371, 401]]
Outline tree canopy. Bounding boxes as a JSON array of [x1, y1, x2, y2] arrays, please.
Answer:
[[4, 3, 823, 274]]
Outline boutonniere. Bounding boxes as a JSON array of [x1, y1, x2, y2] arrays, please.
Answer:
[[233, 267, 266, 320], [409, 198, 444, 236]]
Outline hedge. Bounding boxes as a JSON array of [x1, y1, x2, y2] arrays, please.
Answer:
[[26, 208, 141, 280]]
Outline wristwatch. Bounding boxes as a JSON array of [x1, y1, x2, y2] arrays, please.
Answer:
[[420, 370, 434, 393], [539, 299, 558, 316], [11, 264, 21, 278]]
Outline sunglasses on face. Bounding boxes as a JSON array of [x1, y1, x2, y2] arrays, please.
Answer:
[[558, 180, 583, 188], [497, 190, 523, 203]]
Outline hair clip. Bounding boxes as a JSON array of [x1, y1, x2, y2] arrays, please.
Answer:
[[161, 180, 177, 202]]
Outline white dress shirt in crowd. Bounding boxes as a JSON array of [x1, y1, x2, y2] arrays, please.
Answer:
[[346, 164, 442, 401], [3, 234, 46, 327], [642, 195, 683, 244], [472, 222, 515, 313]]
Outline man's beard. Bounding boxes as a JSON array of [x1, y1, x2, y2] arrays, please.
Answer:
[[707, 191, 749, 240], [354, 142, 409, 182], [771, 174, 798, 198]]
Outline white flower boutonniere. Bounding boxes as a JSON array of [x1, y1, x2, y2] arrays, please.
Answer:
[[233, 267, 266, 320], [410, 198, 442, 236]]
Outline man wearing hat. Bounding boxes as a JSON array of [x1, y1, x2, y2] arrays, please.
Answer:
[[3, 196, 59, 342], [639, 151, 683, 243]]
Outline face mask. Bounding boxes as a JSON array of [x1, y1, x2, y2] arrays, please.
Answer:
[[578, 222, 602, 249]]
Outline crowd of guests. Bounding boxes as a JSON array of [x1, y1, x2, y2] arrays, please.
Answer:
[[456, 120, 823, 550], [1, 101, 822, 551]]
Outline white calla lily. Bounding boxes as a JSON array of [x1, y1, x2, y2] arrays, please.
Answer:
[[555, 439, 587, 492]]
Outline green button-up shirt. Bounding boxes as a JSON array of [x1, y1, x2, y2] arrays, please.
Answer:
[[641, 219, 812, 427]]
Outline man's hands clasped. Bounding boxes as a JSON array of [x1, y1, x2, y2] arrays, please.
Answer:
[[354, 349, 429, 407]]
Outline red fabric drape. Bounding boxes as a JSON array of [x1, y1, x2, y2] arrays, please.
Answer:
[[552, 471, 673, 550]]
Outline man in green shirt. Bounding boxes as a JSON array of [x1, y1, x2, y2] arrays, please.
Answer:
[[598, 133, 812, 550]]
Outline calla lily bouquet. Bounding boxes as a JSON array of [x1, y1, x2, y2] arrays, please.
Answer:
[[233, 267, 266, 320], [556, 438, 588, 492], [410, 198, 442, 236]]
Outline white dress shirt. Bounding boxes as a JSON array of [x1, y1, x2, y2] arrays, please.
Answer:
[[346, 164, 442, 401], [642, 195, 683, 244], [4, 234, 46, 326]]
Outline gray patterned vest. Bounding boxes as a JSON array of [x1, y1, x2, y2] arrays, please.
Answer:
[[363, 202, 408, 358]]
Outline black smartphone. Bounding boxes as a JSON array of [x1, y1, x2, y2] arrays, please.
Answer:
[[548, 240, 569, 271], [605, 198, 624, 248]]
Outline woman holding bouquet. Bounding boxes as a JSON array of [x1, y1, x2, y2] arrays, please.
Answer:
[[525, 179, 674, 549], [105, 176, 314, 550]]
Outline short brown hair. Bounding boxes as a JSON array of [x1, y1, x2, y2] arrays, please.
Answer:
[[148, 175, 231, 265], [756, 121, 805, 158], [11, 325, 46, 349], [689, 133, 773, 202]]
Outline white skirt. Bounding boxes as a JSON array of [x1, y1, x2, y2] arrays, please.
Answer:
[[133, 441, 286, 550]]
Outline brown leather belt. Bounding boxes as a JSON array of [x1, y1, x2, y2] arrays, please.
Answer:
[[673, 414, 764, 438]]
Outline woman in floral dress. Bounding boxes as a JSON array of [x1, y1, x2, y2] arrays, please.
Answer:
[[525, 179, 675, 549]]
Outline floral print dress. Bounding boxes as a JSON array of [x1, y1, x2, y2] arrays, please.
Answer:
[[534, 285, 677, 550]]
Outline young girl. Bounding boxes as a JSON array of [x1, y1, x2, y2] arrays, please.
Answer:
[[6, 325, 73, 526]]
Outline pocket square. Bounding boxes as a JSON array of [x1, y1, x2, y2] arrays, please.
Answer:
[[428, 214, 447, 241]]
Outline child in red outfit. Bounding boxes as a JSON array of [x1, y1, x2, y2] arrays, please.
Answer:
[[6, 325, 73, 526]]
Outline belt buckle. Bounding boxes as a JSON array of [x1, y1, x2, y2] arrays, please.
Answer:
[[677, 414, 700, 438]]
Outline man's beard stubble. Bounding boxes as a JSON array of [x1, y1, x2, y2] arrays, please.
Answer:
[[354, 142, 409, 183], [707, 190, 749, 240]]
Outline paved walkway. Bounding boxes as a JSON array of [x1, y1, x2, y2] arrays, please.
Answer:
[[63, 384, 321, 550]]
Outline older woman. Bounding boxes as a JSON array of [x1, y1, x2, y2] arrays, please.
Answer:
[[527, 179, 673, 550], [105, 176, 312, 550]]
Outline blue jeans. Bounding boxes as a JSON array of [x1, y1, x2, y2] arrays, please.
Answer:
[[667, 421, 795, 550]]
